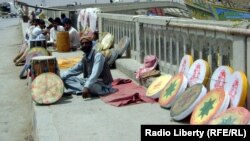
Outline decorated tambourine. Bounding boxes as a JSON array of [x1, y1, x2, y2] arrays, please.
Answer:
[[178, 55, 193, 78], [190, 88, 230, 125], [209, 107, 250, 125], [31, 72, 64, 104], [146, 75, 172, 99], [159, 73, 188, 108], [187, 59, 210, 87], [224, 71, 248, 107], [170, 84, 207, 121], [210, 66, 233, 90]]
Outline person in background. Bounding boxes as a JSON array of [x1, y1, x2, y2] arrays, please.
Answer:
[[63, 18, 80, 51], [48, 17, 64, 48], [61, 36, 117, 98], [60, 13, 67, 24]]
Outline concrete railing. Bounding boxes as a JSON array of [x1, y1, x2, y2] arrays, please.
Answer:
[[98, 13, 250, 108]]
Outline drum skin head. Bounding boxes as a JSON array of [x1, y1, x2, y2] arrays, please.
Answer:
[[159, 73, 188, 108], [210, 66, 233, 90], [146, 75, 172, 99], [178, 55, 193, 78], [224, 71, 248, 107], [190, 88, 227, 125], [187, 59, 210, 87], [170, 84, 207, 121], [31, 72, 64, 104], [209, 107, 250, 125]]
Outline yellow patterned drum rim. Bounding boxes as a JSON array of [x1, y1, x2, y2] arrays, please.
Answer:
[[209, 107, 250, 125], [31, 72, 64, 104], [170, 84, 207, 121], [225, 71, 248, 107], [146, 75, 172, 99], [178, 55, 193, 77], [159, 73, 188, 108], [190, 88, 226, 125]]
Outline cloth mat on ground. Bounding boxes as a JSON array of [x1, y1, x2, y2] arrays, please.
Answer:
[[57, 57, 81, 69], [100, 78, 156, 107]]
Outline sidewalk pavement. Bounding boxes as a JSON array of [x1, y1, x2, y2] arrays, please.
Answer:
[[20, 21, 186, 141]]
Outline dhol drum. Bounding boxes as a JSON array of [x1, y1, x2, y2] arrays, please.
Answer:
[[178, 55, 193, 78], [187, 59, 210, 87], [224, 71, 248, 107], [146, 75, 172, 99], [116, 36, 130, 57], [56, 31, 70, 52], [31, 56, 59, 80], [100, 32, 114, 50], [170, 84, 207, 121], [31, 72, 64, 104], [210, 66, 233, 90], [159, 73, 188, 109], [190, 88, 230, 125], [29, 39, 47, 48], [209, 107, 250, 125]]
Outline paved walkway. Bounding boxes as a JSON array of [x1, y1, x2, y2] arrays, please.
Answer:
[[0, 18, 33, 141], [20, 20, 185, 141]]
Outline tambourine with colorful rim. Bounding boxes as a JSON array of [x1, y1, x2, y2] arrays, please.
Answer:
[[159, 73, 188, 108], [209, 107, 250, 125], [190, 88, 230, 125], [31, 72, 64, 104], [224, 71, 248, 107], [178, 55, 193, 78], [187, 59, 210, 87], [210, 66, 233, 90], [170, 84, 207, 121], [146, 74, 172, 99]]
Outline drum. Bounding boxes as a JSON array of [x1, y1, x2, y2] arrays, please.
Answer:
[[29, 39, 47, 48], [31, 56, 59, 80], [159, 73, 188, 108], [190, 88, 230, 125], [56, 31, 70, 52], [224, 71, 248, 107], [210, 66, 233, 90], [107, 48, 120, 66], [187, 59, 210, 87], [31, 72, 64, 104], [170, 84, 207, 121], [100, 32, 114, 50], [116, 36, 130, 56], [209, 107, 250, 125], [146, 75, 172, 99], [178, 55, 193, 78]]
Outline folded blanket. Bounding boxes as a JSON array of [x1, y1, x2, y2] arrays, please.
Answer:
[[57, 57, 81, 69], [100, 78, 156, 107]]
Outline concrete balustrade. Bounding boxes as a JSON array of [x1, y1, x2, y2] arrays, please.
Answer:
[[98, 13, 250, 108]]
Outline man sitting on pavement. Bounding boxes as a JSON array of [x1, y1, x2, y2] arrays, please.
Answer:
[[63, 18, 80, 51], [61, 36, 117, 98]]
